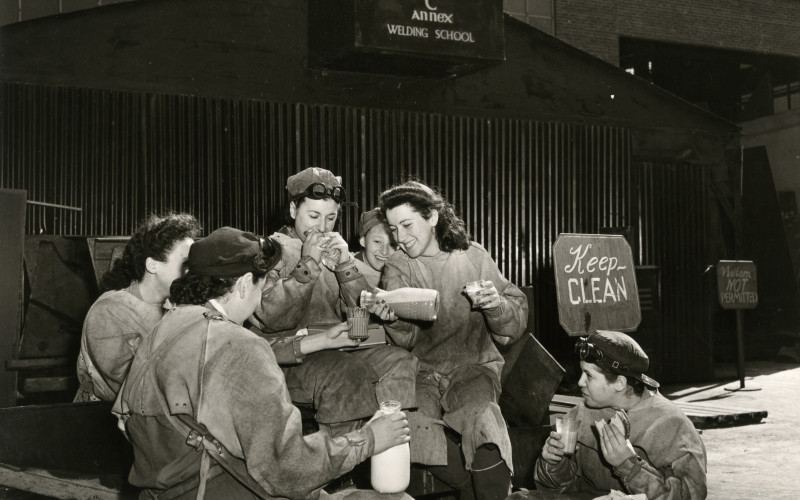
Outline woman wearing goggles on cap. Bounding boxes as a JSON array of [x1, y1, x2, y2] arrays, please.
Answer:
[[250, 167, 417, 438], [518, 330, 707, 500], [114, 227, 411, 499]]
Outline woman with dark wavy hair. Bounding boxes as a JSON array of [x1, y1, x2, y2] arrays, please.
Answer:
[[74, 212, 201, 402], [376, 180, 529, 500], [115, 227, 411, 499]]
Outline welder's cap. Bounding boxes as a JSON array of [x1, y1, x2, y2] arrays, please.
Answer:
[[189, 227, 282, 278], [286, 167, 343, 199], [579, 330, 660, 388], [358, 208, 384, 238]]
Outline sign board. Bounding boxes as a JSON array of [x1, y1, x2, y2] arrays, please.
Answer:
[[309, 0, 505, 76], [717, 260, 758, 309], [354, 0, 505, 61], [553, 234, 640, 336]]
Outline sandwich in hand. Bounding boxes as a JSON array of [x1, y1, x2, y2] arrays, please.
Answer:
[[594, 409, 631, 439]]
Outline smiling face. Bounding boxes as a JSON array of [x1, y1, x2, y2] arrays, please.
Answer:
[[359, 224, 396, 272], [385, 203, 439, 259], [577, 360, 621, 409], [290, 197, 341, 241]]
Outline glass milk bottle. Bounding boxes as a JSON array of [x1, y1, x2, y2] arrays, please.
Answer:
[[360, 287, 439, 321], [370, 400, 410, 493]]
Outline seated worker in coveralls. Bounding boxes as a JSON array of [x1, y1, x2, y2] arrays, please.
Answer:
[[75, 212, 201, 402], [249, 167, 417, 436], [114, 227, 412, 499], [353, 207, 398, 288], [373, 180, 529, 500], [512, 330, 707, 500]]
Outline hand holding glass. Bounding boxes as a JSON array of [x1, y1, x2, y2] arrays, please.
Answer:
[[556, 416, 580, 455], [463, 280, 485, 309]]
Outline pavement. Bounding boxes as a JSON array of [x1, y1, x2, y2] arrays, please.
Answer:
[[662, 359, 800, 499]]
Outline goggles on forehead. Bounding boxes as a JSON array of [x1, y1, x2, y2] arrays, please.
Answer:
[[574, 339, 630, 372], [294, 182, 346, 203]]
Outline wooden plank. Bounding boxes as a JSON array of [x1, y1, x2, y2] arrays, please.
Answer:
[[22, 376, 75, 393], [499, 333, 565, 427], [0, 463, 127, 500], [6, 357, 71, 370], [549, 394, 768, 429], [0, 188, 26, 408]]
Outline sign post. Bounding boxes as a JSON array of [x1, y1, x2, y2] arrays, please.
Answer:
[[553, 234, 640, 336], [717, 260, 760, 391]]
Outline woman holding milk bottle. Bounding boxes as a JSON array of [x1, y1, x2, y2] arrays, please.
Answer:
[[372, 180, 529, 500]]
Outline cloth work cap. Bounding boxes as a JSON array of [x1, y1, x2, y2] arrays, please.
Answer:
[[286, 167, 342, 198], [587, 330, 660, 388], [358, 207, 384, 238], [189, 227, 282, 278]]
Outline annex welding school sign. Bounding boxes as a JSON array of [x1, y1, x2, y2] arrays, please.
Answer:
[[309, 0, 505, 75], [717, 260, 758, 310], [553, 234, 641, 335], [355, 0, 504, 59]]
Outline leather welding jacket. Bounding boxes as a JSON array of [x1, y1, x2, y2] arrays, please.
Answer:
[[114, 304, 374, 499], [534, 392, 708, 499], [382, 242, 528, 469], [250, 228, 418, 418], [75, 288, 165, 402]]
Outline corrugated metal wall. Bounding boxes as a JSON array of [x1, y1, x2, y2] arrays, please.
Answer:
[[0, 82, 713, 380]]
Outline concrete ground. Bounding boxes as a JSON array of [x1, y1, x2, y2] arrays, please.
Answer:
[[663, 360, 800, 499]]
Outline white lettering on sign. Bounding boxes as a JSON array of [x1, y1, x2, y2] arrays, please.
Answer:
[[424, 0, 437, 11], [563, 244, 626, 276], [725, 278, 749, 292], [720, 292, 758, 303], [411, 10, 454, 23], [434, 29, 475, 42], [721, 266, 753, 279], [553, 234, 640, 334], [386, 24, 429, 38], [566, 276, 628, 305]]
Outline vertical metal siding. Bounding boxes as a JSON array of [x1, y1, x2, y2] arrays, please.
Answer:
[[1, 82, 715, 381]]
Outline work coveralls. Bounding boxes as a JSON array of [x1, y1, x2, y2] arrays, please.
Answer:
[[382, 242, 528, 470], [251, 228, 417, 427], [114, 304, 381, 499], [74, 288, 164, 402], [533, 392, 708, 499]]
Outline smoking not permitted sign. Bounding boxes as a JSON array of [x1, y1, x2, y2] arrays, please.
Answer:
[[717, 260, 758, 309], [553, 234, 640, 336]]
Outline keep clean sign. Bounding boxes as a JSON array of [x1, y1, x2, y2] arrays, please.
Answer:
[[553, 234, 641, 336]]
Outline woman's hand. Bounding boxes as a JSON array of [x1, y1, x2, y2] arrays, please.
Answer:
[[368, 409, 410, 455], [473, 280, 502, 311], [322, 321, 360, 349], [541, 431, 566, 465], [598, 418, 636, 467], [301, 230, 325, 263], [368, 299, 398, 322], [298, 322, 360, 354], [324, 232, 351, 265]]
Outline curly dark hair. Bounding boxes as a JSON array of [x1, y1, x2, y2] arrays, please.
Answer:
[[100, 213, 202, 292], [377, 180, 471, 252], [170, 272, 266, 305]]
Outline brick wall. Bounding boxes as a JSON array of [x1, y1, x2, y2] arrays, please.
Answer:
[[0, 0, 135, 27], [554, 0, 800, 65]]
